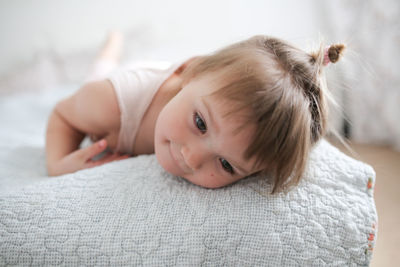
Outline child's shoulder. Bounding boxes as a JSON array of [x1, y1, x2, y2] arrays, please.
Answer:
[[57, 79, 121, 136]]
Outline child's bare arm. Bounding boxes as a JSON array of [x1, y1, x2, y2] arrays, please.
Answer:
[[45, 79, 124, 176]]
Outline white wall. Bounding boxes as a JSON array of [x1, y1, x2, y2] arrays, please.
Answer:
[[0, 0, 350, 141], [4, 0, 372, 146], [2, 1, 399, 149], [0, 0, 322, 74]]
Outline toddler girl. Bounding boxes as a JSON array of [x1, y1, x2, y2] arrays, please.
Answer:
[[46, 32, 345, 193]]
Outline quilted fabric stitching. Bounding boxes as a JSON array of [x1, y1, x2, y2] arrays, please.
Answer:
[[0, 139, 377, 266]]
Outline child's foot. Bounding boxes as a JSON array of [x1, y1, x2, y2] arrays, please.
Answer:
[[85, 31, 123, 82], [97, 31, 124, 64]]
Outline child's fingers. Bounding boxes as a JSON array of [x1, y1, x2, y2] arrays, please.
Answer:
[[85, 153, 130, 168], [82, 139, 108, 160], [86, 152, 118, 167], [117, 154, 130, 160], [99, 153, 130, 164]]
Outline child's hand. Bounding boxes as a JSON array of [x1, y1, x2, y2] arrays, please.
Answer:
[[48, 139, 130, 176]]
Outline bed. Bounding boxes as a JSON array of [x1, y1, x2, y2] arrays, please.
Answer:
[[0, 83, 378, 266]]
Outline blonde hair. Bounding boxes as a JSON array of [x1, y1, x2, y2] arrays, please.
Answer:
[[181, 35, 345, 194]]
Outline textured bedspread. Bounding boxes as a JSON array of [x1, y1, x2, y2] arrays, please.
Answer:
[[0, 86, 378, 266]]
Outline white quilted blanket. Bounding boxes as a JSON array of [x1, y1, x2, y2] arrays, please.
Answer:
[[0, 86, 378, 266]]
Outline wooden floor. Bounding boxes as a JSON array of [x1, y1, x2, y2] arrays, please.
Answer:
[[327, 137, 400, 266]]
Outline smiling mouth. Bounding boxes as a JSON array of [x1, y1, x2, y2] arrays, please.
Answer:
[[169, 142, 192, 174]]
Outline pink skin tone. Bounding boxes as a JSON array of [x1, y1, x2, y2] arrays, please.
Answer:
[[45, 33, 260, 181], [154, 73, 259, 188]]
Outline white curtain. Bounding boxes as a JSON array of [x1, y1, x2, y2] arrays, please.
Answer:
[[317, 0, 400, 151]]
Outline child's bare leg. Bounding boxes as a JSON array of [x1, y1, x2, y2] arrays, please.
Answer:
[[97, 31, 123, 63], [85, 31, 124, 82]]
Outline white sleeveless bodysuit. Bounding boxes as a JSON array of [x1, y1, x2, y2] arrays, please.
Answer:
[[107, 61, 182, 154]]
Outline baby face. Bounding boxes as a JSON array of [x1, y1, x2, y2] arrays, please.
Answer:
[[154, 73, 258, 188]]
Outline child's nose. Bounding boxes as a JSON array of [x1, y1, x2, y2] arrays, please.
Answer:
[[180, 144, 206, 171]]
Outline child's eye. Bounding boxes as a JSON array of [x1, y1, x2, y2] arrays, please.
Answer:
[[194, 112, 207, 134], [219, 158, 234, 175]]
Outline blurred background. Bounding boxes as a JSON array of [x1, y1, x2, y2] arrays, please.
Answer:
[[0, 0, 398, 265]]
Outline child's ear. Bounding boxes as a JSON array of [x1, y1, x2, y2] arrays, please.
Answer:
[[174, 56, 198, 75]]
